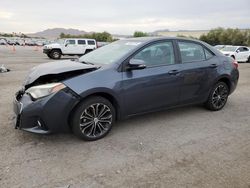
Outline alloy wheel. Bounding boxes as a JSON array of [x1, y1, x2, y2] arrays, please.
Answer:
[[211, 84, 228, 109], [79, 103, 112, 139]]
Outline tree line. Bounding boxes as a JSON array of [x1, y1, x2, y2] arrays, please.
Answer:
[[59, 28, 250, 46], [199, 28, 250, 46], [60, 32, 114, 42]]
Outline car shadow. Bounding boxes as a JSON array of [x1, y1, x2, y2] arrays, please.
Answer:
[[14, 104, 206, 144]]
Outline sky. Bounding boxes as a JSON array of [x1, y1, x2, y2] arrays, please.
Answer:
[[0, 0, 249, 35]]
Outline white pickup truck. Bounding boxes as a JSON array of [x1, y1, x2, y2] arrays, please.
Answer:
[[43, 38, 97, 59]]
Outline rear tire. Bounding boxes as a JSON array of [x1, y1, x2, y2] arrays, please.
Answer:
[[205, 82, 229, 111], [71, 96, 115, 141], [50, 50, 61, 59], [247, 56, 250, 63]]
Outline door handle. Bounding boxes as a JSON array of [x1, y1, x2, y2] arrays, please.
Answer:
[[168, 70, 180, 75], [209, 64, 218, 68]]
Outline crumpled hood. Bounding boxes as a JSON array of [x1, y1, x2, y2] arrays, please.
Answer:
[[24, 60, 99, 87]]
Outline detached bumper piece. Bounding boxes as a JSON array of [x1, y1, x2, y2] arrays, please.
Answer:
[[13, 88, 79, 134]]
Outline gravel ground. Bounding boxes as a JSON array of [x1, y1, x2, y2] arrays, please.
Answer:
[[0, 45, 250, 188]]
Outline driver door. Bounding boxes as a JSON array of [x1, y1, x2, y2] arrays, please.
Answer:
[[121, 40, 182, 116], [63, 39, 77, 54]]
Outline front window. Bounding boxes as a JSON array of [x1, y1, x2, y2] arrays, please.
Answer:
[[132, 41, 175, 66], [66, 40, 76, 45], [79, 40, 142, 65], [221, 46, 238, 52]]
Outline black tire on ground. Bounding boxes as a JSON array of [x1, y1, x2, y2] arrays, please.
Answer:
[[71, 96, 115, 141], [47, 54, 52, 58], [247, 56, 250, 63], [49, 50, 61, 59], [205, 82, 229, 111]]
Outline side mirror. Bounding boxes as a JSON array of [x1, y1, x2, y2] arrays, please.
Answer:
[[65, 43, 68, 47], [127, 59, 146, 71], [236, 50, 240, 53]]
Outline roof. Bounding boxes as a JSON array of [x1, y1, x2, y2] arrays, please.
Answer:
[[121, 36, 202, 43]]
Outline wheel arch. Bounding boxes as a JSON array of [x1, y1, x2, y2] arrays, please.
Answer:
[[68, 91, 122, 129], [51, 48, 62, 54], [215, 75, 231, 92]]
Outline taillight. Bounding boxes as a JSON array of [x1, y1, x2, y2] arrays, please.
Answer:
[[232, 60, 238, 69]]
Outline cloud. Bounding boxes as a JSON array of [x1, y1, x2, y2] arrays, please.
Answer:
[[0, 0, 249, 34], [0, 10, 13, 19]]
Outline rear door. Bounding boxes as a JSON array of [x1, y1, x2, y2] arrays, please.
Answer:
[[77, 39, 87, 54], [177, 40, 218, 104], [122, 40, 182, 115]]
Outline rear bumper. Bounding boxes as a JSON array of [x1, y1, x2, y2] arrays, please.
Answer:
[[13, 88, 79, 134], [229, 69, 239, 95]]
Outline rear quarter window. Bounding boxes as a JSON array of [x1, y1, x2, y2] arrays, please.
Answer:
[[87, 40, 96, 45], [178, 41, 206, 63], [204, 48, 214, 59]]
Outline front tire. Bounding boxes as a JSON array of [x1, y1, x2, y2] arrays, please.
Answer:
[[205, 82, 229, 111], [50, 50, 61, 59], [71, 96, 115, 141], [247, 56, 250, 63]]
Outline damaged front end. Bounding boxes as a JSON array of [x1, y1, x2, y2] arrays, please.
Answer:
[[13, 60, 99, 134]]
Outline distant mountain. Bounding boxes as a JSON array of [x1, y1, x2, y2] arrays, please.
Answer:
[[149, 29, 170, 35], [27, 28, 89, 38]]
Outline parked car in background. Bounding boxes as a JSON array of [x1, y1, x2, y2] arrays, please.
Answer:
[[25, 39, 37, 46], [0, 38, 7, 45], [220, 45, 250, 63], [7, 39, 18, 45], [214, 45, 225, 50], [14, 37, 239, 141], [43, 38, 97, 59]]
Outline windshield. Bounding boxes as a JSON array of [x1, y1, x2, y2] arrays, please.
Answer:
[[55, 39, 65, 44], [214, 45, 224, 50], [221, 46, 237, 52], [79, 40, 142, 65]]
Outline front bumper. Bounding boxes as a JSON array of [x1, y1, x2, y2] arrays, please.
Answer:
[[13, 88, 79, 134], [43, 49, 51, 54]]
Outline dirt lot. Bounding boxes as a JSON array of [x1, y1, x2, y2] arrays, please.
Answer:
[[0, 45, 250, 188]]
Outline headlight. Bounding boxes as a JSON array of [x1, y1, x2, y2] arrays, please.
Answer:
[[26, 83, 66, 99]]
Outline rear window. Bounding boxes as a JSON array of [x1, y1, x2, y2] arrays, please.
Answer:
[[178, 41, 206, 63], [87, 40, 96, 45], [78, 40, 86, 45]]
